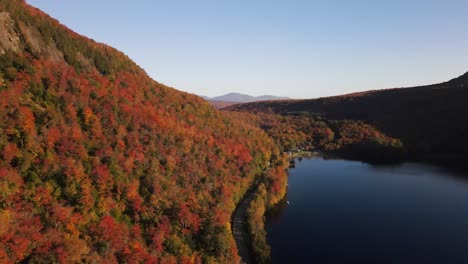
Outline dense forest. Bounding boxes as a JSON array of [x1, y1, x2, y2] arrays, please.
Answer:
[[0, 1, 286, 262], [226, 72, 468, 168], [224, 111, 406, 164], [1, 0, 465, 263]]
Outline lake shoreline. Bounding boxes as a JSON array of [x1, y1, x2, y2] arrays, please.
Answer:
[[232, 154, 290, 263], [266, 156, 468, 263]]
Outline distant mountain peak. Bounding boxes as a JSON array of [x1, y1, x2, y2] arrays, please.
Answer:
[[202, 92, 289, 103]]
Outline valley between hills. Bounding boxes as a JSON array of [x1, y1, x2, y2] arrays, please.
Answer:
[[0, 0, 467, 263]]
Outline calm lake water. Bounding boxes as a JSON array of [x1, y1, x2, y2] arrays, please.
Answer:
[[266, 157, 468, 264]]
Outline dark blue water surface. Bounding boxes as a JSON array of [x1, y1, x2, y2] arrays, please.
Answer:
[[266, 157, 468, 264]]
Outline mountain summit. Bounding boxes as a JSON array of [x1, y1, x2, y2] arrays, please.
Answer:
[[204, 92, 289, 103]]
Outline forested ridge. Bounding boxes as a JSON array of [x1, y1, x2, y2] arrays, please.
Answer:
[[0, 1, 283, 262], [223, 111, 405, 164], [1, 0, 465, 263], [226, 72, 468, 167]]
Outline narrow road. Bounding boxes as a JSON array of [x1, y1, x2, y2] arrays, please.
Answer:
[[232, 189, 256, 264]]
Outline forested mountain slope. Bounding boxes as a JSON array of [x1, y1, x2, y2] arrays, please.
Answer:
[[0, 0, 280, 262], [226, 73, 468, 166]]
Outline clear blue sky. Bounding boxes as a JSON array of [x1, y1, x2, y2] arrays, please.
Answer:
[[27, 0, 468, 99]]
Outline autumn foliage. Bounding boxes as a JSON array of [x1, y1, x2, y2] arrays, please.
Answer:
[[0, 1, 416, 263], [246, 154, 289, 264], [225, 72, 468, 168], [0, 1, 281, 262]]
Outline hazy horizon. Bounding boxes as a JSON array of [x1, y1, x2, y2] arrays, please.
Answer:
[[27, 0, 468, 99]]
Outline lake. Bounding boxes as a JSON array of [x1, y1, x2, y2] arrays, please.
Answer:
[[266, 157, 468, 264]]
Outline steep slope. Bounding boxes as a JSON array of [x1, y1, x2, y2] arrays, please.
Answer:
[[226, 73, 468, 166], [0, 1, 280, 263]]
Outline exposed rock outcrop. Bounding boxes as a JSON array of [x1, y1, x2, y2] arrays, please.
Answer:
[[17, 20, 64, 62], [0, 12, 20, 54]]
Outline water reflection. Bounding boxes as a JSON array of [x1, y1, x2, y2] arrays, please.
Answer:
[[266, 193, 288, 224], [266, 157, 468, 264]]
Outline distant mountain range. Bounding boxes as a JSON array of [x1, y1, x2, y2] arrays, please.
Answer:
[[202, 93, 289, 103]]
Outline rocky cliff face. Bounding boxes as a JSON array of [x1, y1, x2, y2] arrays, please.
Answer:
[[0, 12, 20, 54], [0, 10, 64, 62]]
